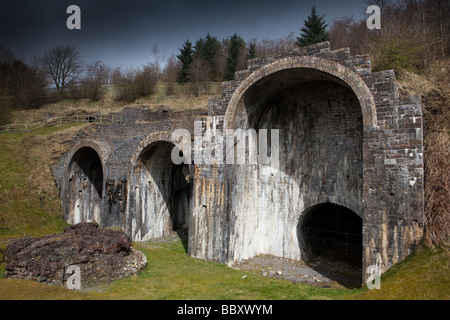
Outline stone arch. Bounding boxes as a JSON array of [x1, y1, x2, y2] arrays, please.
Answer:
[[65, 140, 110, 174], [128, 131, 174, 169], [65, 141, 109, 225], [126, 132, 190, 244], [225, 56, 377, 129], [224, 56, 367, 264]]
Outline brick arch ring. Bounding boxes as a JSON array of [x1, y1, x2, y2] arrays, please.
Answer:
[[129, 131, 176, 168], [64, 140, 111, 180], [62, 140, 111, 218], [224, 55, 377, 129]]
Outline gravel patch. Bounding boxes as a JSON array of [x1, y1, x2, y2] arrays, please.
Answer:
[[230, 255, 362, 289]]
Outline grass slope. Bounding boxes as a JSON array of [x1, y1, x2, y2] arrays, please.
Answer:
[[354, 246, 449, 300], [0, 125, 91, 240]]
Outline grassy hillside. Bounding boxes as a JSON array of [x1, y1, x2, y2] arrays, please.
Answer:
[[0, 125, 80, 239], [0, 72, 448, 300]]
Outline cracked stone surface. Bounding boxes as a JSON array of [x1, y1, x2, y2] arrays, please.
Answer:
[[3, 222, 147, 288]]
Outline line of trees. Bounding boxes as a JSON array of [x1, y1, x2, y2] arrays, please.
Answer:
[[1, 31, 301, 125], [176, 33, 248, 95], [0, 5, 328, 125], [176, 32, 301, 86], [1, 1, 448, 125]]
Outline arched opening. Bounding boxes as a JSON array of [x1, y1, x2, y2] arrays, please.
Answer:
[[225, 56, 377, 129], [130, 141, 190, 249], [68, 147, 103, 224], [226, 66, 364, 264], [298, 203, 362, 287]]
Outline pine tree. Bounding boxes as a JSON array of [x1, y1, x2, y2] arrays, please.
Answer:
[[296, 5, 329, 47], [224, 33, 245, 81], [247, 41, 256, 60], [194, 34, 221, 81], [176, 40, 194, 83]]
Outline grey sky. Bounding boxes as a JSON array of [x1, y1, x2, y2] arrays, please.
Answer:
[[0, 0, 369, 69]]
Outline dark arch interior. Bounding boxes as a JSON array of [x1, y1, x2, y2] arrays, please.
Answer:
[[241, 68, 355, 128], [138, 141, 190, 247], [299, 203, 362, 287], [229, 67, 364, 287], [68, 147, 103, 223], [70, 147, 103, 196]]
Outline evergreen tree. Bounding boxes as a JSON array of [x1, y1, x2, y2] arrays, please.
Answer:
[[247, 41, 256, 60], [176, 40, 194, 83], [224, 33, 245, 81], [194, 34, 221, 81], [296, 5, 328, 47]]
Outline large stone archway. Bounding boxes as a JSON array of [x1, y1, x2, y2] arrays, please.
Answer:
[[191, 42, 424, 284], [224, 55, 377, 129], [66, 146, 104, 224], [125, 132, 190, 244], [225, 65, 365, 264]]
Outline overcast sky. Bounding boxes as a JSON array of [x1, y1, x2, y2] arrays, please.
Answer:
[[0, 0, 369, 69]]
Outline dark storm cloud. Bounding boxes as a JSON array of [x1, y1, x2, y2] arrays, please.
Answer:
[[0, 0, 367, 68]]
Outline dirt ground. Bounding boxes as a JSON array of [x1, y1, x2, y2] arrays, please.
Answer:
[[230, 254, 362, 289]]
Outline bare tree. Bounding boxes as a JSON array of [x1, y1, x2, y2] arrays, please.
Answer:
[[111, 68, 138, 102], [135, 64, 159, 97], [150, 42, 164, 77], [428, 0, 450, 58], [162, 55, 181, 82], [0, 46, 15, 97], [162, 55, 181, 96], [189, 56, 210, 96], [80, 61, 110, 101], [41, 45, 83, 96]]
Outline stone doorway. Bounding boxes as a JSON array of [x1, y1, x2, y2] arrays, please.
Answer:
[[129, 141, 190, 248], [67, 147, 103, 224]]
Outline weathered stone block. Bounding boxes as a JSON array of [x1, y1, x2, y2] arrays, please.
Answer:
[[4, 222, 147, 287]]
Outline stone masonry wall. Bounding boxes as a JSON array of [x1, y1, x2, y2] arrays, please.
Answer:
[[192, 42, 424, 282]]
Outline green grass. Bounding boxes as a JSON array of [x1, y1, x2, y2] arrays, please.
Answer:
[[0, 127, 76, 240], [98, 240, 356, 300], [353, 245, 449, 300], [1, 236, 448, 300], [0, 239, 358, 300]]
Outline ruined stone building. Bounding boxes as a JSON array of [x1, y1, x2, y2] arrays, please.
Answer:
[[53, 42, 424, 284]]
